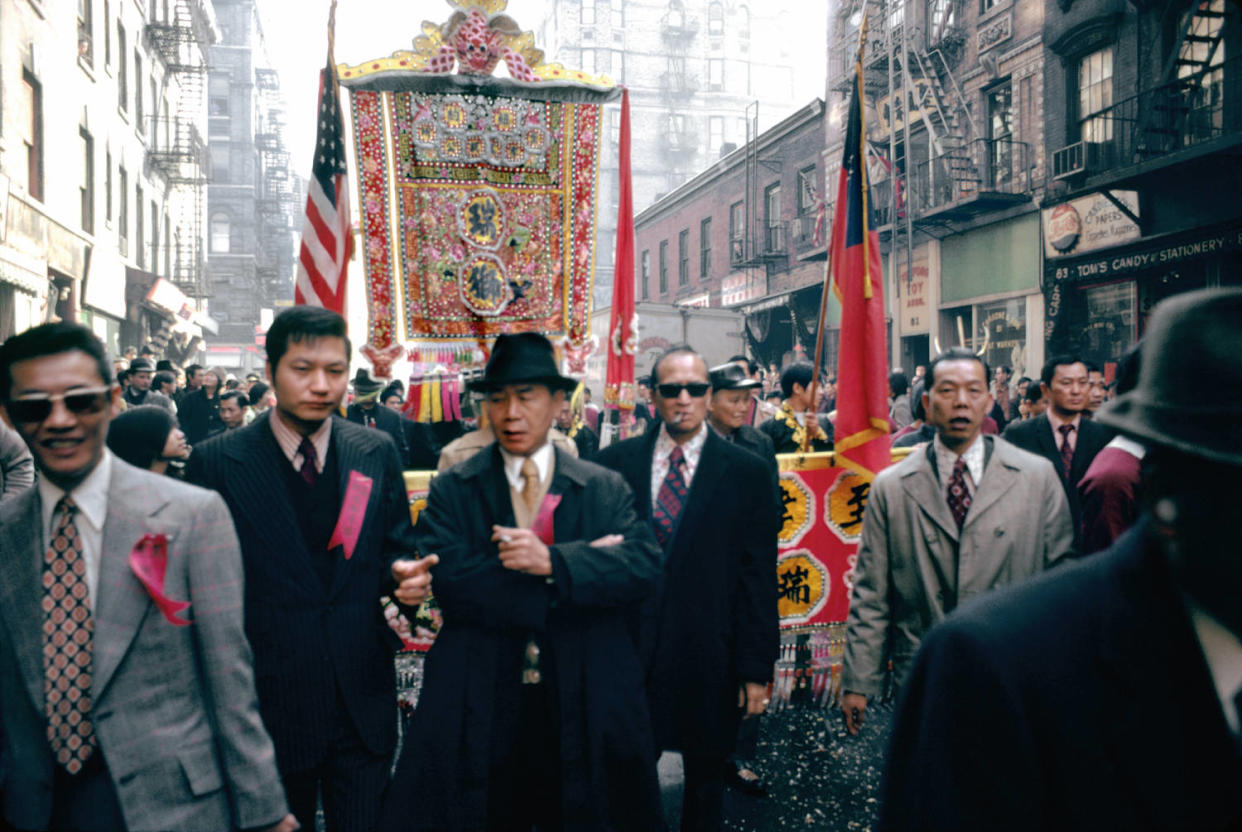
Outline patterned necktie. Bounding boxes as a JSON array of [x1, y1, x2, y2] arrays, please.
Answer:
[[1058, 423, 1076, 479], [520, 457, 540, 513], [298, 437, 319, 487], [946, 457, 972, 530], [43, 496, 98, 774], [653, 446, 689, 547]]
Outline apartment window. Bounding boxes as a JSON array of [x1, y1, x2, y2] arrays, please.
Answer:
[[136, 186, 145, 267], [150, 200, 159, 269], [987, 82, 1014, 185], [928, 0, 956, 43], [580, 48, 596, 75], [104, 0, 111, 66], [658, 241, 668, 294], [641, 250, 650, 299], [667, 0, 685, 28], [797, 166, 817, 215], [118, 166, 129, 254], [699, 217, 712, 278], [80, 128, 95, 234], [595, 49, 612, 75], [211, 213, 230, 253], [708, 59, 724, 91], [163, 212, 171, 276], [610, 109, 621, 146], [708, 2, 724, 35], [581, 0, 595, 25], [678, 229, 690, 286], [19, 71, 43, 201], [134, 52, 144, 128], [611, 50, 625, 82], [980, 0, 1000, 13], [210, 145, 229, 182], [611, 2, 623, 29], [765, 183, 782, 251], [104, 151, 113, 224], [729, 200, 744, 262], [1078, 46, 1114, 143], [738, 5, 750, 39], [709, 116, 724, 152], [117, 23, 128, 112], [78, 0, 94, 67], [150, 78, 159, 142]]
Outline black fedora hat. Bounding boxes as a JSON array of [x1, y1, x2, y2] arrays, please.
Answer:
[[472, 333, 577, 394], [1097, 287, 1242, 467], [709, 362, 760, 391]]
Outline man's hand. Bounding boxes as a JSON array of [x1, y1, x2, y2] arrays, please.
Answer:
[[841, 691, 868, 735], [391, 555, 439, 606], [258, 814, 300, 832], [738, 682, 769, 718], [493, 526, 552, 576], [589, 534, 624, 548]]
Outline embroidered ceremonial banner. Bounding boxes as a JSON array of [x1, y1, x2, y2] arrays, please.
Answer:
[[341, 73, 618, 356]]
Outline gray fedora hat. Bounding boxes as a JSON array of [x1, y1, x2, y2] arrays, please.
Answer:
[[1097, 287, 1242, 467]]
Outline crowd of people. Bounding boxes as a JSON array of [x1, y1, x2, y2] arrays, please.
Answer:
[[0, 287, 1237, 831]]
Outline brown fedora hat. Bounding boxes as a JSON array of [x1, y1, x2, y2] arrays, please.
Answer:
[[1097, 288, 1242, 467]]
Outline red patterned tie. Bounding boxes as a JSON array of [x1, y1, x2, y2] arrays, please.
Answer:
[[1058, 424, 1075, 479], [298, 437, 319, 487], [946, 457, 972, 530], [43, 496, 98, 774], [653, 446, 689, 547]]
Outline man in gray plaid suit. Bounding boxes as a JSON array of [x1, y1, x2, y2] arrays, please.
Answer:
[[0, 323, 294, 832]]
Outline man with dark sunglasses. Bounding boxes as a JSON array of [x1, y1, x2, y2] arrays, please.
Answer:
[[0, 322, 295, 832], [597, 345, 779, 831]]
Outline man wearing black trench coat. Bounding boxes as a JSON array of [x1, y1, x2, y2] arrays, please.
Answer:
[[383, 333, 664, 831]]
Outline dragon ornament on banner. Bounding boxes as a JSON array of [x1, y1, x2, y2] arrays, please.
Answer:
[[337, 0, 619, 371]]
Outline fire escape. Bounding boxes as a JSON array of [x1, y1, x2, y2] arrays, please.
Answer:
[[731, 101, 787, 272], [255, 68, 296, 307], [145, 0, 211, 298], [659, 4, 699, 188]]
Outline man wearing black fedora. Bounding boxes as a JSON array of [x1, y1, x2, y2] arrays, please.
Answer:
[[346, 368, 439, 470], [383, 332, 665, 830], [879, 288, 1242, 830]]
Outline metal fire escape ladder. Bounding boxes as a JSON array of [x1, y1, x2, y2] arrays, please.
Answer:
[[907, 41, 981, 202], [1137, 0, 1230, 158]]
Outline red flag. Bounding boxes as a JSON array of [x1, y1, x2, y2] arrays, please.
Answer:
[[605, 88, 637, 416], [829, 67, 891, 479], [295, 56, 351, 314]]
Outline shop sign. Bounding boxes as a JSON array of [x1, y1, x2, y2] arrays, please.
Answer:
[[722, 271, 766, 307], [740, 293, 790, 314], [897, 259, 930, 334], [146, 277, 196, 322], [82, 255, 127, 320], [676, 293, 710, 308], [46, 224, 87, 280], [1043, 192, 1140, 258], [1048, 224, 1242, 285]]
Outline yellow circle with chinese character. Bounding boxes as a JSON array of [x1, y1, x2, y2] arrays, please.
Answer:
[[778, 473, 814, 548], [776, 551, 828, 624], [825, 470, 869, 543]]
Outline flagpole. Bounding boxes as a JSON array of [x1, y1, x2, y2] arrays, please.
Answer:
[[805, 14, 869, 454]]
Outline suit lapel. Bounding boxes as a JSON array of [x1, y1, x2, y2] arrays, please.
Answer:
[[1035, 415, 1063, 477], [961, 440, 1018, 528], [0, 488, 50, 715], [327, 420, 368, 598], [225, 414, 322, 597], [668, 431, 727, 555], [93, 461, 170, 702], [632, 432, 658, 524], [900, 446, 960, 543], [549, 451, 585, 545]]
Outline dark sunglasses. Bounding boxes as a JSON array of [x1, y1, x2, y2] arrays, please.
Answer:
[[656, 383, 710, 399], [7, 387, 112, 423]]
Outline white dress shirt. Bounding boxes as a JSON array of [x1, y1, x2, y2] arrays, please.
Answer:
[[651, 421, 707, 511], [933, 433, 985, 499], [269, 410, 332, 473], [38, 450, 113, 610], [1047, 410, 1082, 453], [1187, 600, 1242, 736], [498, 440, 555, 491]]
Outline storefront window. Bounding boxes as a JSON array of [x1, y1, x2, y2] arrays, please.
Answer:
[[1080, 282, 1136, 371], [977, 298, 1025, 376]]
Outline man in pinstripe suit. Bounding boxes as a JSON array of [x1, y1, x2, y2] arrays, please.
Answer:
[[190, 307, 435, 832], [0, 323, 295, 832]]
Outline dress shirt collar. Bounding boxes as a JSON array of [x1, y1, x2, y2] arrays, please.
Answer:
[[1186, 599, 1242, 736], [498, 439, 555, 491], [656, 421, 708, 470], [269, 410, 332, 473], [38, 449, 112, 534], [1046, 409, 1082, 434], [932, 432, 985, 489]]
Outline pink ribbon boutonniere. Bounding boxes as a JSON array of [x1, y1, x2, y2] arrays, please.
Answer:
[[129, 534, 191, 627], [531, 494, 562, 546]]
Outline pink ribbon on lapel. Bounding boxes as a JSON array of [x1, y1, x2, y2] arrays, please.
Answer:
[[531, 494, 562, 546], [328, 471, 374, 560], [128, 534, 191, 627]]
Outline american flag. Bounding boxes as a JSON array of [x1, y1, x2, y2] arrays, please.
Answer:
[[295, 57, 350, 313]]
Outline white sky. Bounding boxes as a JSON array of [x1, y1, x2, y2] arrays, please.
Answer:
[[260, 0, 826, 182]]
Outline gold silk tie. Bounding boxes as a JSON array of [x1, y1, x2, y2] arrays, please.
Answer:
[[520, 457, 540, 513]]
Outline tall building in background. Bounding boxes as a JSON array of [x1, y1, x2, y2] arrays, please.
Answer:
[[206, 0, 299, 361], [0, 0, 216, 362], [533, 0, 809, 307]]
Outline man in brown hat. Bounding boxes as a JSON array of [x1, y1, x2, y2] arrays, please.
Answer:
[[384, 332, 664, 831], [879, 288, 1242, 830], [346, 368, 439, 469]]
